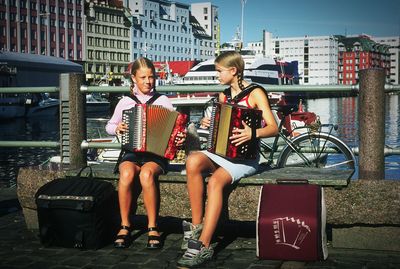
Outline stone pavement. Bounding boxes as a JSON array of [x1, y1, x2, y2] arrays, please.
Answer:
[[1, 187, 400, 269]]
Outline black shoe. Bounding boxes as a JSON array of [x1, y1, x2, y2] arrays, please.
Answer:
[[146, 227, 162, 250], [114, 225, 132, 248]]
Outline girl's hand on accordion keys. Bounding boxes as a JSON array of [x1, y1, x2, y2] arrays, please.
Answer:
[[199, 117, 211, 129], [175, 131, 186, 147], [115, 122, 128, 135], [229, 120, 253, 146]]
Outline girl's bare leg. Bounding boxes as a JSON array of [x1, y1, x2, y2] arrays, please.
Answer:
[[139, 162, 163, 241], [116, 161, 140, 240], [198, 168, 232, 247], [185, 152, 217, 225]]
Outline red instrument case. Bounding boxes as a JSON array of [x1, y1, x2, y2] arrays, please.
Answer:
[[256, 180, 328, 261]]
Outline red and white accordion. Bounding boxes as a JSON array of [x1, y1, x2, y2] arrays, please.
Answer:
[[121, 104, 187, 160], [207, 102, 262, 159]]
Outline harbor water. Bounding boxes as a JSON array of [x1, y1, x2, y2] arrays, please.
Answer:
[[0, 95, 399, 188]]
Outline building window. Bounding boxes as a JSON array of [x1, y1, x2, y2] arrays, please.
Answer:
[[59, 33, 64, 43], [30, 1, 37, 10]]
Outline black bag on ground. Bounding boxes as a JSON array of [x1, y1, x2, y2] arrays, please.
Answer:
[[35, 166, 118, 249]]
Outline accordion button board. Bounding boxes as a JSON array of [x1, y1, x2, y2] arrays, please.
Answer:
[[121, 104, 187, 160], [207, 103, 262, 159]]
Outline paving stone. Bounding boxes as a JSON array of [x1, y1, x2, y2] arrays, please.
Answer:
[[63, 256, 94, 267], [23, 261, 59, 269], [1, 189, 400, 269], [82, 265, 110, 269], [111, 263, 142, 269]]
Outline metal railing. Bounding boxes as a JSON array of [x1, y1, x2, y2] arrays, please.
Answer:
[[1, 82, 399, 95], [0, 70, 399, 179]]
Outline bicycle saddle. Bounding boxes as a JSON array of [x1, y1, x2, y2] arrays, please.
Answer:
[[271, 104, 298, 115]]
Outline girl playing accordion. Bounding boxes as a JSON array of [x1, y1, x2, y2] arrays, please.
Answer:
[[106, 57, 185, 250], [178, 51, 278, 267]]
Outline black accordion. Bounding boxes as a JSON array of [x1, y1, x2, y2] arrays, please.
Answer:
[[207, 102, 262, 159], [121, 104, 187, 160]]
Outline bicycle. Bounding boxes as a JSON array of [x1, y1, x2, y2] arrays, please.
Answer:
[[195, 103, 356, 176]]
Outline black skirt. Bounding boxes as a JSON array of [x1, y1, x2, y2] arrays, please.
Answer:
[[117, 151, 168, 174]]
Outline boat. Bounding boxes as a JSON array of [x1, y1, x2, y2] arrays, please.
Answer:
[[177, 53, 299, 85], [174, 58, 219, 85], [0, 91, 111, 120], [0, 93, 59, 120], [86, 93, 111, 115]]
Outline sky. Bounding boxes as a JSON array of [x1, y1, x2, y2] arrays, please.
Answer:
[[182, 0, 400, 44]]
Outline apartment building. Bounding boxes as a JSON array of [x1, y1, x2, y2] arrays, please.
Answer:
[[249, 31, 395, 85], [190, 2, 218, 58], [264, 33, 339, 85], [0, 0, 83, 60], [84, 0, 131, 84], [372, 36, 400, 84], [337, 35, 391, 85], [125, 0, 217, 62]]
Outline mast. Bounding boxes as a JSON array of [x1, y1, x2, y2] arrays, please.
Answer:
[[240, 0, 247, 47]]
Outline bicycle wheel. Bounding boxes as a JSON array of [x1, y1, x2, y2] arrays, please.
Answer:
[[277, 132, 356, 172]]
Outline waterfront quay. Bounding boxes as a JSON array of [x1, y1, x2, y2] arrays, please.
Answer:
[[1, 187, 400, 269], [1, 69, 400, 268]]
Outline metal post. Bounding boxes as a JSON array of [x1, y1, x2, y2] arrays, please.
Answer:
[[358, 68, 385, 179], [59, 73, 87, 169]]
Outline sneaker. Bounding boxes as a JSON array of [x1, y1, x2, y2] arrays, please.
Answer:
[[177, 239, 214, 268], [181, 220, 203, 250]]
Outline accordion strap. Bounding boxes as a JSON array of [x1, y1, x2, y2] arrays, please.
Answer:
[[223, 83, 257, 104], [114, 92, 162, 174], [129, 92, 162, 105], [224, 83, 270, 104]]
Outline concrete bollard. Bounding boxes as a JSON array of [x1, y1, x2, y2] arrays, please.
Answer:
[[59, 73, 87, 169], [358, 68, 386, 180]]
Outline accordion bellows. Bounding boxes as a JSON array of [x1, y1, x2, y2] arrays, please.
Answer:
[[121, 104, 187, 160], [207, 102, 262, 159]]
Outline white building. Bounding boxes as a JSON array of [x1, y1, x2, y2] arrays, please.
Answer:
[[371, 36, 400, 84], [267, 33, 339, 85], [190, 2, 218, 58], [248, 32, 400, 85], [249, 32, 339, 85], [124, 0, 217, 62]]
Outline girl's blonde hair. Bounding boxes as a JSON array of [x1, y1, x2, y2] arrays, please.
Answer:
[[215, 51, 245, 90]]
